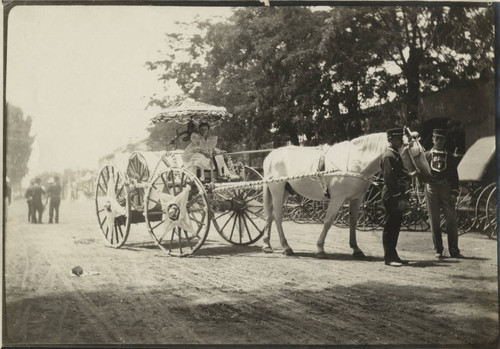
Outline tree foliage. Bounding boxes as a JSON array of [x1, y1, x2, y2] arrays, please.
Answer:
[[6, 103, 35, 186], [146, 5, 494, 149]]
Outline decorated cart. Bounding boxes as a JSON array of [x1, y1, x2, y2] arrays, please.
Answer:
[[95, 99, 267, 256]]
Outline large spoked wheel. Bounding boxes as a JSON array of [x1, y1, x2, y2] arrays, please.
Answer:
[[95, 164, 131, 248], [486, 186, 497, 239], [456, 183, 478, 235], [403, 188, 430, 232], [211, 166, 266, 245], [285, 195, 315, 224], [357, 183, 385, 231], [144, 168, 210, 257], [474, 182, 496, 234]]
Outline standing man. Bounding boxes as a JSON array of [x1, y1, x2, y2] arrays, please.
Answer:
[[5, 177, 12, 221], [381, 128, 410, 267], [425, 129, 462, 259], [24, 179, 35, 222], [47, 176, 62, 223], [31, 178, 46, 224]]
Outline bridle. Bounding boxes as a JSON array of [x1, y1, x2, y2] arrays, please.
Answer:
[[401, 126, 426, 177]]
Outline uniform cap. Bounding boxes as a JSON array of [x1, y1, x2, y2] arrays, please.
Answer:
[[433, 129, 448, 137], [386, 128, 403, 138]]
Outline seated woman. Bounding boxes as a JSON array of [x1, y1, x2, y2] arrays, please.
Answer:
[[182, 122, 221, 178]]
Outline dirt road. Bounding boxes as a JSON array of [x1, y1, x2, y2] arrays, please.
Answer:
[[3, 198, 499, 346]]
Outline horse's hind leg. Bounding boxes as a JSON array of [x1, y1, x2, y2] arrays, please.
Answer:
[[349, 198, 366, 259], [262, 185, 274, 253], [315, 197, 344, 259], [270, 183, 294, 255]]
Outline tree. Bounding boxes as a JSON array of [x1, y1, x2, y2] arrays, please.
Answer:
[[146, 5, 494, 148], [363, 5, 494, 125], [5, 103, 35, 189], [147, 7, 328, 148]]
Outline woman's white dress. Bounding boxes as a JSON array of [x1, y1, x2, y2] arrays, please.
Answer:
[[182, 133, 218, 172]]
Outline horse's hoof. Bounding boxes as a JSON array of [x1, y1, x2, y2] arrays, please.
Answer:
[[353, 250, 366, 259], [283, 248, 294, 256], [262, 246, 273, 253], [315, 251, 328, 259]]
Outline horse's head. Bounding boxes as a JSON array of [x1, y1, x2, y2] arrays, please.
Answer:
[[400, 127, 431, 179]]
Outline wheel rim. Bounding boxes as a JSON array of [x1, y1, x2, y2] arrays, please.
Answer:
[[485, 186, 497, 238], [211, 166, 265, 245], [474, 182, 496, 233], [95, 164, 130, 248], [145, 168, 210, 257]]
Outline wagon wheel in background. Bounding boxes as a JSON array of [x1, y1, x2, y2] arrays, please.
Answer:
[[485, 186, 497, 239], [126, 152, 150, 210], [333, 203, 349, 228], [456, 183, 479, 235], [357, 183, 385, 231], [211, 166, 266, 245], [95, 164, 131, 248], [403, 187, 430, 232], [285, 195, 315, 224], [473, 182, 496, 234], [144, 168, 210, 257]]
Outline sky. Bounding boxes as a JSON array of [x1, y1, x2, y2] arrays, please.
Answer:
[[6, 5, 233, 180]]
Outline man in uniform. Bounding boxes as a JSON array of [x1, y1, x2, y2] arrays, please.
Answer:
[[381, 128, 410, 266], [47, 176, 62, 223], [425, 129, 462, 258]]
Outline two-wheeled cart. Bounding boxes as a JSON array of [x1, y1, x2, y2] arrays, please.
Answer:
[[95, 99, 270, 256]]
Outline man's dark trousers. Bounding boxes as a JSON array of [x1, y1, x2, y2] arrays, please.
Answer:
[[49, 198, 60, 223], [382, 197, 403, 262]]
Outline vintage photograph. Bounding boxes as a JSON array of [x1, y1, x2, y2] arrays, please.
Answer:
[[3, 2, 498, 346]]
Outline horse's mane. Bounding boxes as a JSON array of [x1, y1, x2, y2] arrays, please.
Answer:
[[351, 132, 388, 156]]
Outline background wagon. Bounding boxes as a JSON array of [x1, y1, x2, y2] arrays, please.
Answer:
[[455, 136, 497, 238]]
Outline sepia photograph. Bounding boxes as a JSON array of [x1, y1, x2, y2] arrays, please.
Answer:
[[3, 2, 498, 346]]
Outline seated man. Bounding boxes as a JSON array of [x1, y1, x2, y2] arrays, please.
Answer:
[[182, 122, 223, 179]]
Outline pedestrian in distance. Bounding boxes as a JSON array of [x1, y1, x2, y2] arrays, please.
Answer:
[[380, 128, 411, 267], [5, 176, 12, 221], [24, 179, 35, 222], [425, 128, 463, 259], [30, 178, 47, 224], [47, 176, 62, 223]]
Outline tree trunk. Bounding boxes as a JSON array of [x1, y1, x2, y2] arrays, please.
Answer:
[[404, 46, 423, 124]]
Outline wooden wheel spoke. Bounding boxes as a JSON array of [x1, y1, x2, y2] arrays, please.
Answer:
[[100, 215, 108, 228], [182, 229, 194, 251], [241, 212, 253, 241], [243, 210, 263, 232], [150, 219, 165, 231], [229, 213, 239, 242], [238, 214, 243, 244], [219, 210, 238, 232], [213, 209, 233, 220]]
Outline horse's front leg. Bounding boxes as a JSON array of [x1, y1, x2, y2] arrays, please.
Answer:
[[315, 198, 344, 259], [349, 198, 366, 259]]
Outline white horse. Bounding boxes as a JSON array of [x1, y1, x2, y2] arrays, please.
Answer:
[[261, 131, 430, 259]]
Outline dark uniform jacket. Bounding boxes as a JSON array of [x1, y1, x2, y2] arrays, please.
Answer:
[[31, 185, 46, 204], [47, 183, 62, 201], [425, 148, 460, 195], [381, 146, 409, 201]]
